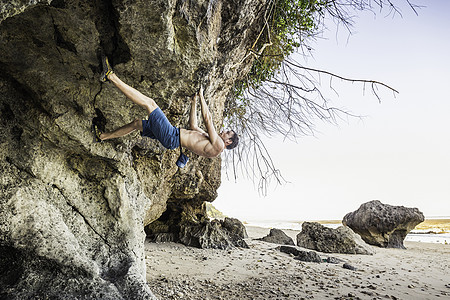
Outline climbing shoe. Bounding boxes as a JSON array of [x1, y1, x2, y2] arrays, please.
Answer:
[[91, 124, 103, 143], [100, 56, 113, 82]]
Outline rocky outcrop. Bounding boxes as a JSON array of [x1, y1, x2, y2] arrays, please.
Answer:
[[179, 217, 249, 249], [343, 200, 425, 249], [0, 0, 266, 298], [146, 202, 248, 249], [296, 222, 374, 255], [257, 228, 295, 245]]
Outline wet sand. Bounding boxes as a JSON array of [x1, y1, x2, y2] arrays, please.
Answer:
[[145, 226, 450, 300]]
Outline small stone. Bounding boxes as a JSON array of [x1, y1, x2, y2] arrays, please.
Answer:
[[343, 263, 357, 271], [325, 256, 344, 264], [361, 290, 374, 296]]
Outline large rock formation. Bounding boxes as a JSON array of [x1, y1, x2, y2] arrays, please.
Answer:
[[296, 222, 374, 255], [0, 0, 266, 298], [343, 200, 425, 249]]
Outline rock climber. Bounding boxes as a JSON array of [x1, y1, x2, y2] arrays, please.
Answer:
[[93, 57, 239, 166]]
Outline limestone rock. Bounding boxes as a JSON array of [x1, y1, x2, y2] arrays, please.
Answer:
[[293, 251, 322, 263], [296, 222, 374, 255], [279, 245, 322, 263], [0, 0, 266, 298], [343, 263, 357, 271], [343, 200, 425, 249], [0, 0, 52, 22], [146, 208, 249, 250], [324, 256, 345, 264], [179, 218, 249, 249], [257, 228, 295, 245], [205, 202, 227, 219], [221, 217, 249, 239]]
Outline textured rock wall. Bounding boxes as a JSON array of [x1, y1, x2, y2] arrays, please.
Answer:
[[0, 0, 266, 298]]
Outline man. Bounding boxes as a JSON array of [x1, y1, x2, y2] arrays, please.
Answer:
[[95, 57, 239, 159]]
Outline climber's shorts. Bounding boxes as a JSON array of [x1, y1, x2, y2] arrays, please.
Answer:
[[141, 108, 180, 150]]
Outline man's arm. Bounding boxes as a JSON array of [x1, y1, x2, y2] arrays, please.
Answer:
[[189, 94, 206, 134], [198, 86, 220, 145]]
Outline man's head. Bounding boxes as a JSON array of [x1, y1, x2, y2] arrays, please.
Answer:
[[220, 130, 239, 150]]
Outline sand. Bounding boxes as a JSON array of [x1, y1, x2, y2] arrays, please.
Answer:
[[145, 226, 450, 300], [414, 219, 450, 233]]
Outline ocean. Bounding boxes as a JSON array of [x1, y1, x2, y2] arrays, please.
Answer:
[[244, 218, 450, 245]]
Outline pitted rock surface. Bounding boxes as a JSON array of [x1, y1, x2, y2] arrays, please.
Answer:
[[343, 200, 425, 249]]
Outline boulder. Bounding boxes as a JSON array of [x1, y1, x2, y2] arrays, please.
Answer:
[[179, 218, 249, 249], [146, 206, 249, 250], [296, 222, 374, 255], [293, 251, 322, 263], [221, 217, 249, 240], [257, 228, 295, 245], [279, 245, 322, 263], [0, 0, 266, 298], [343, 200, 425, 248]]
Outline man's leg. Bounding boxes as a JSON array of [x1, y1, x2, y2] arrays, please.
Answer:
[[107, 72, 158, 115], [100, 119, 143, 141]]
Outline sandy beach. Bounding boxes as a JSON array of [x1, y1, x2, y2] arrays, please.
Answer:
[[145, 226, 450, 300]]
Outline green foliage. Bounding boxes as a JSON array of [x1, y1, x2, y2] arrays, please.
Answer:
[[227, 0, 329, 125], [238, 0, 327, 93]]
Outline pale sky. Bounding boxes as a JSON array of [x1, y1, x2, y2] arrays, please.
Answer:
[[215, 0, 450, 221]]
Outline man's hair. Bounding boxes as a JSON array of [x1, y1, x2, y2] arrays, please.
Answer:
[[226, 130, 239, 150]]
